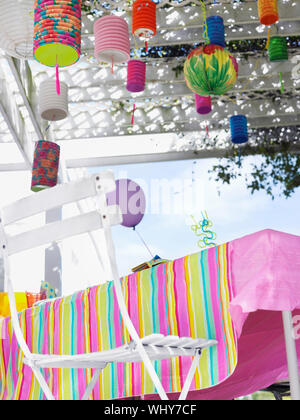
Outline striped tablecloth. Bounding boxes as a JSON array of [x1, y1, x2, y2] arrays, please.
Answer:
[[0, 243, 237, 400]]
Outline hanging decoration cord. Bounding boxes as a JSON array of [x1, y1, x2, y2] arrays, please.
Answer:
[[133, 227, 154, 259], [280, 71, 284, 93], [133, 35, 139, 58], [265, 26, 271, 50], [206, 123, 209, 137], [55, 55, 60, 96], [238, 147, 241, 168], [131, 103, 136, 125], [199, 0, 209, 44]]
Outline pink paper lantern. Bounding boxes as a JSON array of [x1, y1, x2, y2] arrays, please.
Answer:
[[127, 60, 146, 93], [195, 94, 212, 115], [94, 15, 130, 67]]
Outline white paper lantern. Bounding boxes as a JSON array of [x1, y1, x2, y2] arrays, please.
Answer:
[[39, 79, 68, 121], [0, 0, 34, 59]]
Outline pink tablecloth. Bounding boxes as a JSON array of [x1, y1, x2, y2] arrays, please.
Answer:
[[146, 229, 300, 400]]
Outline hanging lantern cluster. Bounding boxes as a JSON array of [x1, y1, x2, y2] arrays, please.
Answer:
[[31, 140, 60, 192], [33, 0, 81, 94], [29, 0, 289, 184], [132, 0, 157, 52], [125, 1, 156, 125], [39, 79, 69, 121], [257, 0, 279, 26], [191, 15, 228, 132], [31, 1, 80, 192]]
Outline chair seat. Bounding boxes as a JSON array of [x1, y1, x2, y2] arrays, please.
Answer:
[[24, 334, 217, 369]]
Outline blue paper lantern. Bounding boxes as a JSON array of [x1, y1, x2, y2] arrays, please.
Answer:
[[230, 115, 248, 144], [206, 16, 226, 47]]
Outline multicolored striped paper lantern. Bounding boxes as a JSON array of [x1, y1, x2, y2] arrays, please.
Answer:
[[184, 44, 238, 96], [33, 0, 81, 66], [31, 140, 60, 192], [230, 115, 248, 144], [206, 16, 225, 47], [258, 0, 279, 26], [195, 94, 212, 115], [94, 15, 130, 68], [127, 60, 146, 93], [268, 36, 288, 62], [132, 0, 156, 51], [33, 0, 81, 94]]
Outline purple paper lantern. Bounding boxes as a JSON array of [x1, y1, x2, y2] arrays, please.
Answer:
[[126, 60, 146, 93], [107, 178, 146, 228], [195, 94, 212, 115]]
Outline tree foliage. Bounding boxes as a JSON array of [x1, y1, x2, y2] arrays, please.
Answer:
[[209, 138, 300, 199]]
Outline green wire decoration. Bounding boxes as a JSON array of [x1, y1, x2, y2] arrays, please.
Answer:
[[190, 211, 217, 249]]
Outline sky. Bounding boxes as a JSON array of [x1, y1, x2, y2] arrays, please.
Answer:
[[90, 155, 300, 277]]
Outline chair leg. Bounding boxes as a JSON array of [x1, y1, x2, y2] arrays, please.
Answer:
[[81, 367, 105, 401], [178, 350, 201, 401], [30, 364, 56, 401]]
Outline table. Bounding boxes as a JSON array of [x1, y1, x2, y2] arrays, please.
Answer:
[[1, 229, 299, 400]]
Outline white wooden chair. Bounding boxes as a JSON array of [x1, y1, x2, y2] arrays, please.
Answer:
[[0, 171, 217, 400]]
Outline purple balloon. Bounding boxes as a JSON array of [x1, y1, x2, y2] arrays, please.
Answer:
[[106, 179, 146, 228]]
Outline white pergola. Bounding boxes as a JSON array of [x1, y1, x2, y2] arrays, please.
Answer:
[[0, 0, 299, 172]]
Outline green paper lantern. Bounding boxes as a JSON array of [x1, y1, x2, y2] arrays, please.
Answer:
[[268, 36, 288, 62], [184, 44, 238, 97]]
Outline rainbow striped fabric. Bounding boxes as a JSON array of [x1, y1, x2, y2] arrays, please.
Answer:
[[0, 244, 237, 400]]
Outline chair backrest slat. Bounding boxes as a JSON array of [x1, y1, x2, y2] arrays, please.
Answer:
[[1, 171, 115, 226], [5, 205, 122, 256]]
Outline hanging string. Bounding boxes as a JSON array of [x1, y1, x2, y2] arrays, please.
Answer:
[[131, 103, 136, 125], [55, 55, 60, 95], [133, 35, 139, 58], [265, 26, 271, 50], [133, 227, 154, 259], [280, 71, 284, 93], [206, 123, 209, 137], [145, 40, 148, 52], [238, 147, 241, 168], [199, 0, 209, 44], [111, 56, 114, 74]]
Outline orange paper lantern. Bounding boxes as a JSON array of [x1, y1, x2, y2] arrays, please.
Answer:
[[132, 0, 156, 50], [258, 0, 279, 26]]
